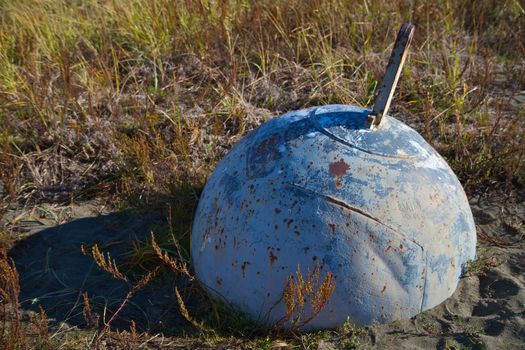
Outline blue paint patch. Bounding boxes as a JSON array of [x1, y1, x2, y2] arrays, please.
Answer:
[[430, 254, 451, 283]]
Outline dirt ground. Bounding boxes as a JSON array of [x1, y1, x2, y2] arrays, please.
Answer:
[[2, 188, 524, 349]]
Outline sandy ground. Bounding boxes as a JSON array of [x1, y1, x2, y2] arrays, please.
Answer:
[[2, 191, 524, 349], [4, 201, 193, 333]]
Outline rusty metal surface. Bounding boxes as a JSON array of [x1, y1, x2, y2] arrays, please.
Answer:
[[191, 105, 477, 329]]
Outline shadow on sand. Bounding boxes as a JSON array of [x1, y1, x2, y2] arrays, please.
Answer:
[[9, 209, 193, 333]]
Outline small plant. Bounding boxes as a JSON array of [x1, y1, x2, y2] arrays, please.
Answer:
[[82, 292, 99, 328], [80, 243, 161, 346], [463, 324, 485, 347], [278, 263, 335, 329], [462, 254, 500, 277], [339, 318, 367, 349], [27, 306, 52, 350], [151, 232, 193, 281], [415, 313, 441, 335], [444, 338, 464, 350], [0, 245, 52, 350], [174, 287, 206, 332], [0, 245, 24, 350]]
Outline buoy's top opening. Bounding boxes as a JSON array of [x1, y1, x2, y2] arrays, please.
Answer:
[[252, 105, 430, 160], [308, 105, 421, 158]]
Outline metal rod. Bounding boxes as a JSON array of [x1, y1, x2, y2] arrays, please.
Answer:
[[369, 23, 415, 128]]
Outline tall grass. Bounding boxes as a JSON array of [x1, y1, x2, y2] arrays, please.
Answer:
[[0, 0, 523, 204]]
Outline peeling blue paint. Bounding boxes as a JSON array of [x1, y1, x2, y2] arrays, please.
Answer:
[[192, 105, 477, 330]]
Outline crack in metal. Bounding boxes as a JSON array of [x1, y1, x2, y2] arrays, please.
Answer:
[[284, 182, 424, 251]]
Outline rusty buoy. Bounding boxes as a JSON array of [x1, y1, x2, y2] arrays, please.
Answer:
[[191, 24, 476, 329]]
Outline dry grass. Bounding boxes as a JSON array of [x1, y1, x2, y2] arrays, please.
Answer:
[[0, 244, 52, 350], [280, 264, 335, 329], [0, 0, 523, 206], [0, 0, 524, 348]]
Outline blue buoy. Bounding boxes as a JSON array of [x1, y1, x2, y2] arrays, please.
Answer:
[[191, 24, 476, 330]]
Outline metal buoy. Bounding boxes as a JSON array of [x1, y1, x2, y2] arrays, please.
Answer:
[[191, 23, 476, 329]]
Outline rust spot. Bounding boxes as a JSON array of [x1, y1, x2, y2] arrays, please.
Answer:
[[329, 159, 349, 188], [286, 219, 294, 228], [369, 234, 375, 241], [274, 208, 281, 214], [329, 159, 350, 176], [385, 245, 392, 253], [399, 244, 404, 251], [294, 230, 300, 236], [255, 136, 279, 156], [241, 261, 251, 277], [216, 277, 223, 285], [328, 223, 336, 234], [312, 256, 318, 261], [381, 285, 386, 294], [269, 251, 278, 264]]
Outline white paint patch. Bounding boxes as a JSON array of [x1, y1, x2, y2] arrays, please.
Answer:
[[409, 140, 448, 170], [397, 149, 408, 156], [409, 140, 431, 158], [414, 153, 448, 170], [306, 132, 318, 138]]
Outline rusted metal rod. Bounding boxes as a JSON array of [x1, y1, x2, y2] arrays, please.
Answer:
[[369, 23, 415, 128]]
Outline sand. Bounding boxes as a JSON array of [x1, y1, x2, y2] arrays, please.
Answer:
[[3, 192, 525, 349]]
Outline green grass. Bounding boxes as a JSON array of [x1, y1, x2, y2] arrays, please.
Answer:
[[0, 0, 524, 348], [1, 0, 523, 204]]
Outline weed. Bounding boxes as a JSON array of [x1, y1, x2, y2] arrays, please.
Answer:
[[0, 245, 24, 350], [338, 319, 367, 349], [151, 231, 192, 281], [444, 338, 465, 350], [462, 253, 501, 277], [415, 312, 441, 335], [0, 244, 52, 350], [80, 243, 161, 347], [279, 263, 335, 329], [174, 287, 206, 332]]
